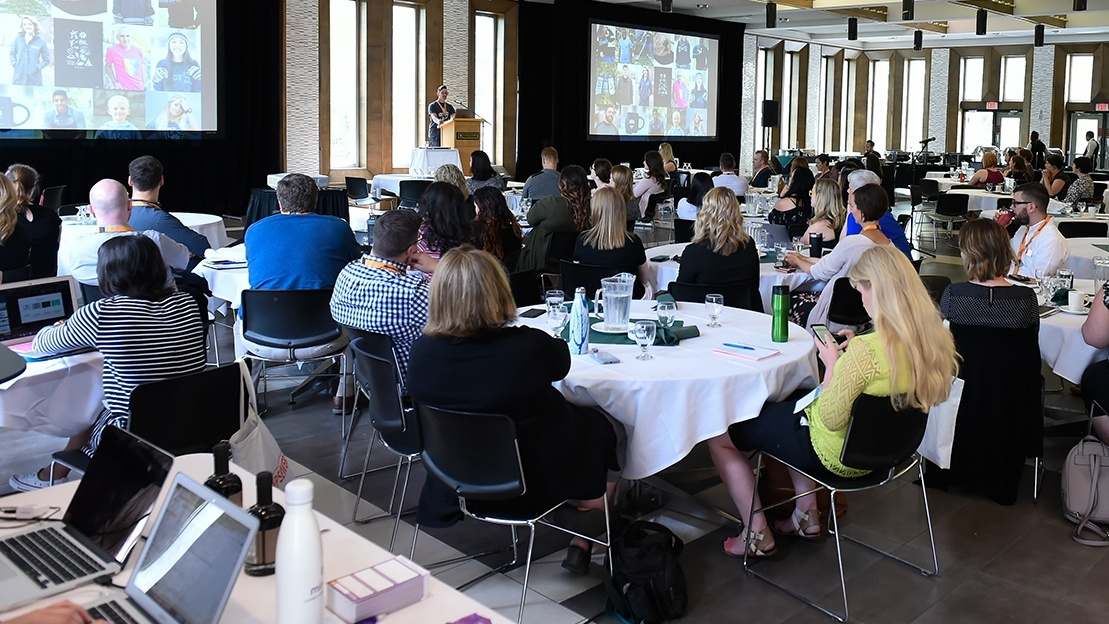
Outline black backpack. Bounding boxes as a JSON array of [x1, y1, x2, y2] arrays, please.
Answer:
[[605, 521, 687, 623]]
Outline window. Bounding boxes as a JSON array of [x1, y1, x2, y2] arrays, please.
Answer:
[[901, 58, 926, 150], [755, 47, 768, 129], [1000, 55, 1026, 102], [328, 0, 361, 169], [781, 51, 794, 148], [962, 111, 993, 154], [841, 58, 855, 151], [1067, 53, 1094, 103], [961, 56, 983, 101], [392, 3, 426, 169], [818, 55, 829, 153], [867, 59, 889, 151], [473, 13, 504, 164]]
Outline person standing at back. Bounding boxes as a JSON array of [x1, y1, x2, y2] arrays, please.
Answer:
[[1084, 131, 1100, 162], [1027, 131, 1047, 170], [522, 147, 560, 200]]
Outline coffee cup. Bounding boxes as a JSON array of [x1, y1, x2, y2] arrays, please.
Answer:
[[625, 112, 644, 134], [1068, 290, 1085, 313], [0, 96, 30, 128]]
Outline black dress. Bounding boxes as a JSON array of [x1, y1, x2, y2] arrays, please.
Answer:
[[0, 222, 32, 273], [18, 207, 61, 278], [935, 282, 1041, 505], [471, 220, 523, 270], [675, 239, 759, 286], [573, 232, 646, 274], [407, 326, 618, 523]]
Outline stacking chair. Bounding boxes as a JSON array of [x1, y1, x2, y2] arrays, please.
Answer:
[[508, 270, 543, 307], [918, 275, 951, 306], [57, 203, 82, 217], [560, 260, 646, 299], [79, 282, 104, 305], [544, 230, 579, 277], [667, 280, 762, 313], [743, 394, 937, 622], [414, 403, 612, 624], [917, 178, 941, 203], [673, 218, 695, 244], [239, 289, 348, 427], [1058, 221, 1109, 239], [1, 265, 31, 283], [924, 193, 970, 250], [825, 278, 870, 332], [398, 179, 433, 209], [40, 185, 65, 213]]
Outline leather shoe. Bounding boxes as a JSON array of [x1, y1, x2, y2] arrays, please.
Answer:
[[561, 544, 592, 575], [332, 392, 369, 415]]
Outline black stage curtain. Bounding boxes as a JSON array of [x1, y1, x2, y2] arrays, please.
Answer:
[[0, 2, 281, 218], [517, 0, 745, 181]]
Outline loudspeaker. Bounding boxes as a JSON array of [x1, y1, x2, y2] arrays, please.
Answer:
[[976, 9, 987, 36], [902, 0, 914, 21], [766, 2, 776, 29], [1034, 24, 1045, 47], [848, 17, 858, 41], [913, 30, 923, 51], [761, 100, 779, 128]]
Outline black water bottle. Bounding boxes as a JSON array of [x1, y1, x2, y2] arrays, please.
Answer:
[[204, 441, 242, 506], [809, 233, 823, 258]]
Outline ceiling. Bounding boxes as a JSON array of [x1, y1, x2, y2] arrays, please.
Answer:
[[603, 0, 1109, 51]]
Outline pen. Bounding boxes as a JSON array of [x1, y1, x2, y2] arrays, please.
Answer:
[[723, 343, 755, 350]]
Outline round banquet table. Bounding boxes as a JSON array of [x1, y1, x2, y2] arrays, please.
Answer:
[[1064, 237, 1109, 280], [0, 351, 105, 437], [645, 242, 822, 312], [60, 212, 231, 251], [1036, 279, 1109, 384], [516, 300, 819, 479], [948, 188, 1008, 212]]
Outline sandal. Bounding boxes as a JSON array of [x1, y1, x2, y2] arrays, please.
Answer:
[[774, 507, 821, 539], [723, 529, 776, 559]]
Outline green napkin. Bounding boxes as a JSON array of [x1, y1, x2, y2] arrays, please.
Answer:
[[760, 253, 779, 264], [560, 319, 694, 346], [1051, 288, 1070, 307], [1094, 244, 1109, 253], [656, 323, 700, 345]]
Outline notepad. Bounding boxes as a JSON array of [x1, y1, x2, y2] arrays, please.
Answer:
[[712, 342, 781, 361]]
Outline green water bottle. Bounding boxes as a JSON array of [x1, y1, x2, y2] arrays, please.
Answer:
[[771, 285, 789, 343]]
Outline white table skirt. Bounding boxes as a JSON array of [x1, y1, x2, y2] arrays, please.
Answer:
[[948, 188, 1007, 212], [645, 242, 822, 312], [517, 301, 819, 479], [370, 173, 434, 199], [1062, 237, 1109, 280], [409, 148, 461, 176], [0, 351, 104, 437], [1038, 280, 1107, 384], [60, 212, 230, 251]]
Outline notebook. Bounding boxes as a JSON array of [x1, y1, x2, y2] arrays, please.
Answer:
[[76, 472, 259, 624], [0, 426, 174, 611]]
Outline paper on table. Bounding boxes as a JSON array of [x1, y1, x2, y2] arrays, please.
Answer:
[[712, 342, 781, 361], [203, 245, 247, 261]]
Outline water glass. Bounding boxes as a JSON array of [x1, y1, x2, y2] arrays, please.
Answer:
[[547, 303, 569, 338], [774, 243, 788, 264], [545, 290, 565, 312], [791, 237, 803, 252], [705, 294, 724, 328], [657, 301, 677, 328], [1093, 256, 1109, 291], [757, 227, 769, 251], [633, 320, 656, 360]]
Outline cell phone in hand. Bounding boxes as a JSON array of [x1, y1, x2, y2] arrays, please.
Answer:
[[811, 324, 844, 346]]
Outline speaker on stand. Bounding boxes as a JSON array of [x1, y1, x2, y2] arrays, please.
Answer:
[[760, 100, 778, 161]]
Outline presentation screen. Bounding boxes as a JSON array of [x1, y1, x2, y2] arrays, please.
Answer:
[[588, 21, 719, 141], [0, 0, 217, 139]]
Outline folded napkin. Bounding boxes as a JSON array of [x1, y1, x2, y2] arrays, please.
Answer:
[[1095, 244, 1109, 254], [760, 254, 779, 264], [559, 319, 696, 346], [1051, 288, 1090, 309]]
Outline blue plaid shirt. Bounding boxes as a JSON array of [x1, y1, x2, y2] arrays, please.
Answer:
[[330, 256, 430, 384]]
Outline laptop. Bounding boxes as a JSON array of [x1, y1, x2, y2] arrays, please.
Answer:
[[0, 426, 174, 611], [0, 276, 90, 360], [77, 472, 259, 624], [760, 223, 793, 250]]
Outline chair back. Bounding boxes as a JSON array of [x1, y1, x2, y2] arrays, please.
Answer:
[[896, 214, 911, 232], [918, 178, 941, 200], [668, 280, 762, 313], [509, 270, 543, 307], [918, 275, 950, 305], [949, 184, 978, 191], [995, 197, 1012, 211], [840, 394, 928, 472], [2, 265, 32, 283], [350, 335, 420, 455], [58, 202, 82, 217], [417, 403, 525, 501], [826, 278, 870, 326], [546, 231, 579, 268], [345, 176, 370, 200], [935, 193, 969, 216], [41, 185, 65, 212], [909, 184, 923, 208], [1058, 221, 1109, 239], [79, 281, 104, 304], [241, 289, 342, 350], [642, 192, 667, 223], [128, 364, 242, 455], [561, 260, 646, 299], [1094, 181, 1107, 199], [398, 179, 433, 208], [674, 218, 695, 244]]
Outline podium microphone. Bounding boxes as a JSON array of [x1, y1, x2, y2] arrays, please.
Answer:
[[453, 99, 467, 108], [919, 136, 936, 144]]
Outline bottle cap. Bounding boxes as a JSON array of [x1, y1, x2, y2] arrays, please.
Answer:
[[773, 284, 790, 296], [284, 478, 314, 506]]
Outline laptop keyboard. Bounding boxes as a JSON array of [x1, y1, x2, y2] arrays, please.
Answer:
[[0, 527, 104, 588], [89, 601, 142, 624]]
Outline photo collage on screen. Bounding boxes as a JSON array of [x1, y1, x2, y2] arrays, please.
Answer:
[[0, 0, 210, 139], [591, 23, 716, 139]]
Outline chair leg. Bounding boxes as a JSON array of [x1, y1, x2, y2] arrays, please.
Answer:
[[351, 430, 380, 522], [517, 524, 537, 624], [388, 456, 415, 552], [1033, 457, 1043, 502], [829, 490, 850, 622]]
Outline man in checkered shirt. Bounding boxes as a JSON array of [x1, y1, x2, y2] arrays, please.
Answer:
[[330, 210, 438, 388]]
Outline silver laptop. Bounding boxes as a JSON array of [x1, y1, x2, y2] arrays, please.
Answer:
[[760, 223, 792, 250], [0, 426, 174, 611], [0, 276, 87, 360], [77, 472, 259, 624]]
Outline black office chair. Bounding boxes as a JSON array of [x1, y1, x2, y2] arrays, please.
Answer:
[[545, 231, 579, 273], [560, 260, 646, 299], [240, 289, 348, 425], [345, 176, 370, 200], [918, 275, 951, 306], [79, 281, 104, 304], [825, 278, 870, 331], [667, 280, 762, 313], [924, 193, 970, 250], [414, 403, 612, 624], [508, 270, 543, 307], [398, 179, 433, 209], [673, 218, 695, 244], [1058, 221, 1109, 239], [40, 185, 65, 213], [917, 178, 941, 202], [744, 394, 936, 622], [1, 265, 31, 283]]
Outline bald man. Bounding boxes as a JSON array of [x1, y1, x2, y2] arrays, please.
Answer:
[[58, 179, 190, 287]]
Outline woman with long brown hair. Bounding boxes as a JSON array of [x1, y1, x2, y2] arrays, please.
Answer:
[[516, 165, 591, 272], [4, 163, 57, 277], [471, 186, 523, 269], [0, 174, 32, 273]]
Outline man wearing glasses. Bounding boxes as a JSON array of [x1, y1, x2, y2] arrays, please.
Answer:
[[1009, 182, 1070, 278]]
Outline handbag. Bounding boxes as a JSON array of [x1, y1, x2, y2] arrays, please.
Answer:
[[918, 377, 964, 469], [228, 359, 289, 487], [1061, 435, 1109, 546]]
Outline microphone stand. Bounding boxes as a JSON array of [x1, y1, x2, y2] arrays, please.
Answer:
[[909, 137, 937, 258]]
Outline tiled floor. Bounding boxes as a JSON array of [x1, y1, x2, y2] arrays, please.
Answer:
[[1, 204, 1103, 623]]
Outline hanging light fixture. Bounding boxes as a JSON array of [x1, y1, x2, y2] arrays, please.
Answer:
[[976, 9, 987, 36], [766, 2, 776, 29], [848, 17, 858, 41], [913, 30, 923, 51], [902, 0, 914, 21]]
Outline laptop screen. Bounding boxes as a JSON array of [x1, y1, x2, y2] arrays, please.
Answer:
[[129, 475, 256, 624], [63, 426, 173, 563], [0, 277, 79, 345]]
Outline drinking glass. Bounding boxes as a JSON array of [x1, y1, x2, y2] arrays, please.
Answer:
[[1034, 269, 1047, 299], [774, 243, 788, 264], [705, 294, 724, 328], [547, 303, 569, 338], [757, 227, 769, 251], [657, 301, 677, 329], [545, 290, 565, 312], [791, 237, 803, 253], [633, 320, 656, 360]]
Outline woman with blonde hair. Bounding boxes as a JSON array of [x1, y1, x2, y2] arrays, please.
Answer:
[[708, 245, 958, 557], [658, 142, 677, 173], [803, 178, 845, 250], [610, 164, 639, 226], [434, 163, 470, 200], [676, 187, 758, 288], [0, 175, 32, 272], [407, 245, 619, 573], [574, 187, 649, 287], [5, 163, 59, 278]]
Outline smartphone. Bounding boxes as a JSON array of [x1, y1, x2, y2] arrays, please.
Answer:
[[811, 324, 844, 346], [589, 349, 620, 364], [521, 308, 546, 318]]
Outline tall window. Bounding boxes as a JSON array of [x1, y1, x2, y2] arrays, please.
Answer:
[[961, 56, 983, 101], [841, 58, 855, 151], [901, 58, 926, 150], [818, 55, 830, 153], [474, 13, 505, 164], [392, 3, 425, 168], [1000, 55, 1026, 102], [328, 0, 363, 170], [781, 52, 794, 148], [867, 59, 889, 151], [1067, 53, 1094, 103]]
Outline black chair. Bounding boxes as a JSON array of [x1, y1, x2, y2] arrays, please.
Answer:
[[345, 176, 370, 200], [641, 191, 667, 223], [995, 197, 1012, 211], [667, 280, 762, 313], [240, 289, 348, 423], [508, 270, 543, 307], [917, 178, 941, 202], [825, 278, 870, 330], [414, 403, 612, 624], [924, 193, 970, 250], [560, 260, 646, 299], [1058, 221, 1109, 239], [918, 275, 950, 306], [949, 184, 978, 191], [40, 185, 65, 213], [79, 281, 104, 305], [1, 265, 31, 283], [398, 179, 433, 209], [674, 218, 695, 244], [51, 364, 244, 483], [57, 202, 82, 217], [545, 231, 579, 273], [744, 394, 936, 622]]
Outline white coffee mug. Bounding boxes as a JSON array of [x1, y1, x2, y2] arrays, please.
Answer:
[[1068, 290, 1085, 312]]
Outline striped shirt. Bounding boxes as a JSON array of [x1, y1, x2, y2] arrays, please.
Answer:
[[32, 291, 206, 419]]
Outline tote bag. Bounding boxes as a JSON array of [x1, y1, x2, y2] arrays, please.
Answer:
[[918, 378, 964, 469], [228, 359, 289, 487]]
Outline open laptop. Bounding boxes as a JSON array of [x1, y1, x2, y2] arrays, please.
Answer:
[[0, 426, 174, 611], [77, 472, 259, 624], [760, 223, 792, 250], [0, 276, 91, 360]]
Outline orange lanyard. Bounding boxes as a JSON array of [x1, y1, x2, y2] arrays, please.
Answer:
[[97, 225, 133, 233], [362, 258, 406, 275], [1014, 217, 1051, 269], [861, 223, 879, 232]]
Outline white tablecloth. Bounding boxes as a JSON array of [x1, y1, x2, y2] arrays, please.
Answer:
[[60, 212, 230, 251], [517, 300, 819, 479], [1064, 237, 1109, 280], [925, 172, 952, 180], [1039, 279, 1108, 384], [948, 188, 1008, 212], [409, 147, 461, 176], [370, 173, 433, 199], [645, 242, 822, 312], [0, 351, 104, 437]]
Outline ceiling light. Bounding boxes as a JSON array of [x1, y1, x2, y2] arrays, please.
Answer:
[[976, 9, 987, 36], [696, 3, 709, 7], [766, 2, 776, 29], [848, 17, 858, 41]]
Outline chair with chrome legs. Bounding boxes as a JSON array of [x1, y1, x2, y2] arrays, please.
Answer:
[[743, 394, 937, 623]]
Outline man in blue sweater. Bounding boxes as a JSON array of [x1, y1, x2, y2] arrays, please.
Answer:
[[127, 155, 210, 269]]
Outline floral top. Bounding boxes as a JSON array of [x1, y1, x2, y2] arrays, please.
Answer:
[[1065, 173, 1095, 206]]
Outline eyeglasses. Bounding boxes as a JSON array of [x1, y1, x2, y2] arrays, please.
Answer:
[[1011, 200, 1033, 207]]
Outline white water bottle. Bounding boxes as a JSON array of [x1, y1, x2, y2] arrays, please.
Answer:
[[275, 479, 323, 624], [568, 287, 590, 355]]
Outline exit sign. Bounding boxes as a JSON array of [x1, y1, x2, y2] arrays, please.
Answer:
[[1097, 102, 1109, 112], [986, 101, 998, 110]]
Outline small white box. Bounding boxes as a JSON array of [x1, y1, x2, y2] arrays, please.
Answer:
[[266, 173, 330, 189], [325, 556, 430, 623]]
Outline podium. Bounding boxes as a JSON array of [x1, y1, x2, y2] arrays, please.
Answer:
[[441, 113, 485, 176]]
